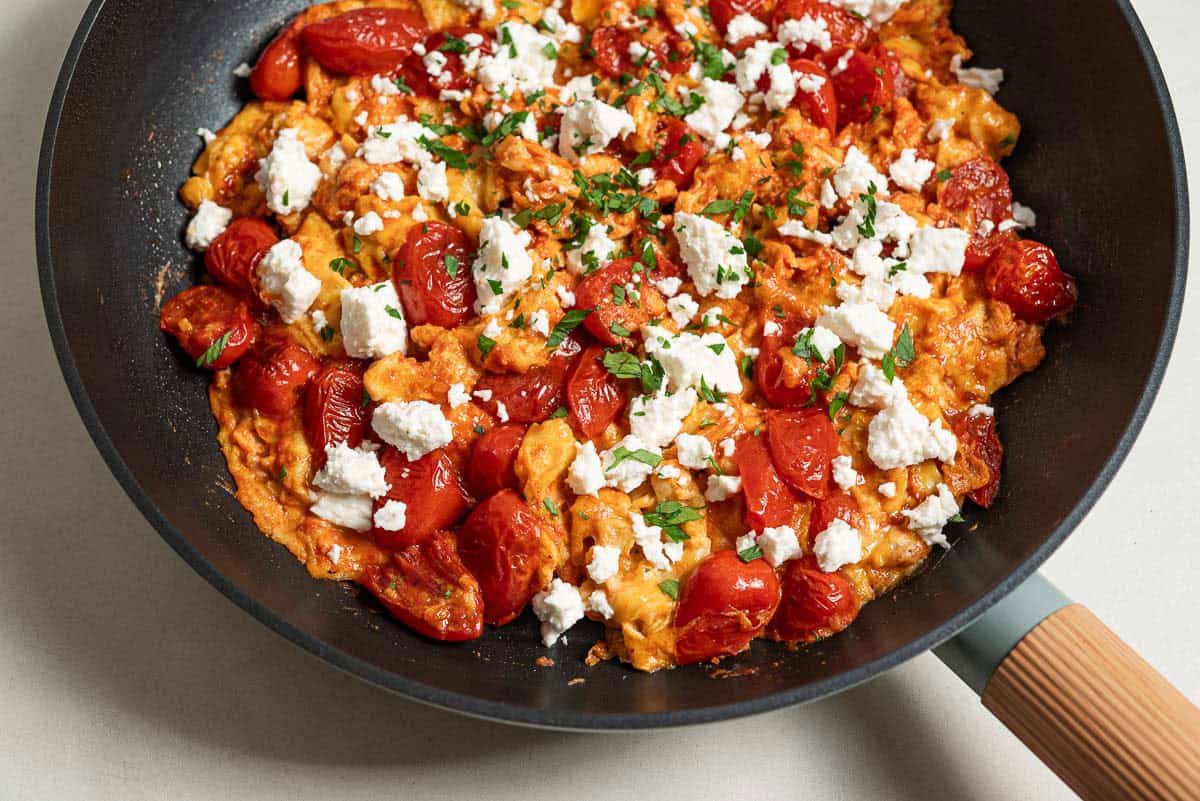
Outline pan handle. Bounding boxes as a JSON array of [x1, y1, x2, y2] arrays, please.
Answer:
[[935, 574, 1200, 800]]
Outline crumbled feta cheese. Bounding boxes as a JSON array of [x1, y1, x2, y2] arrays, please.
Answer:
[[233, 62, 253, 78], [850, 362, 908, 409], [636, 167, 657, 188], [969, 403, 995, 417], [902, 483, 959, 547], [878, 481, 897, 498], [373, 499, 408, 531], [601, 435, 662, 493], [757, 525, 802, 567], [656, 464, 682, 480], [725, 12, 768, 42], [532, 578, 585, 646], [777, 14, 832, 52], [586, 590, 615, 619], [816, 302, 896, 359], [1005, 202, 1037, 231], [632, 512, 684, 570], [667, 293, 700, 327], [777, 219, 834, 247], [558, 99, 635, 162], [906, 226, 970, 276], [447, 383, 470, 409], [496, 401, 510, 422], [477, 23, 560, 96], [889, 148, 936, 191], [927, 117, 955, 142], [587, 545, 621, 584], [812, 518, 862, 572], [673, 212, 750, 299], [798, 325, 843, 361], [353, 211, 385, 237], [642, 326, 744, 395], [313, 442, 389, 498], [684, 78, 746, 141], [541, 6, 582, 43], [310, 309, 328, 335], [560, 75, 596, 103], [450, 0, 496, 20], [556, 284, 577, 307], [185, 200, 232, 251], [867, 396, 957, 470], [309, 492, 373, 532], [565, 222, 615, 275], [473, 216, 534, 313], [655, 276, 683, 298], [340, 283, 408, 359], [629, 388, 698, 447], [706, 474, 742, 502], [257, 239, 321, 324], [831, 454, 861, 492], [371, 400, 453, 460], [831, 146, 891, 203], [196, 127, 216, 144], [820, 179, 838, 208], [423, 50, 448, 79], [950, 54, 1004, 95], [734, 41, 795, 111], [675, 433, 714, 470], [358, 119, 436, 166], [371, 171, 406, 202], [796, 72, 827, 94], [827, 0, 906, 25], [256, 128, 322, 215], [411, 203, 429, 222], [417, 160, 450, 203], [567, 441, 606, 496], [528, 309, 551, 336]]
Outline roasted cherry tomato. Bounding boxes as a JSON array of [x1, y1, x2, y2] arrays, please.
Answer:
[[574, 259, 659, 346], [301, 8, 429, 76], [473, 335, 583, 423], [650, 118, 704, 190], [458, 489, 546, 626], [395, 221, 477, 328], [160, 285, 259, 370], [232, 331, 318, 416], [773, 0, 872, 59], [401, 27, 492, 96], [372, 446, 471, 551], [735, 434, 799, 531], [304, 363, 369, 466], [467, 423, 526, 498], [709, 0, 768, 35], [765, 408, 839, 500], [822, 47, 894, 127], [810, 492, 863, 538], [362, 531, 484, 641], [205, 217, 278, 296], [566, 345, 627, 440], [591, 25, 635, 78], [788, 59, 837, 132], [985, 240, 1076, 323], [754, 313, 829, 408], [939, 157, 1014, 270], [249, 18, 304, 101], [952, 411, 1003, 508], [769, 555, 859, 642], [674, 550, 781, 664]]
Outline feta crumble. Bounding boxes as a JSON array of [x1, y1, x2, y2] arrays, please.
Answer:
[[257, 239, 321, 324], [185, 200, 232, 251], [587, 545, 621, 584], [902, 483, 959, 547], [867, 396, 957, 470], [532, 578, 585, 646], [371, 400, 453, 460], [373, 499, 408, 531], [256, 128, 322, 215], [473, 216, 534, 314], [812, 518, 862, 572], [340, 283, 408, 359], [673, 212, 750, 299]]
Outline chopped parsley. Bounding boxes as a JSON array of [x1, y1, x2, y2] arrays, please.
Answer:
[[658, 579, 680, 600], [195, 330, 232, 367], [546, 308, 593, 348]]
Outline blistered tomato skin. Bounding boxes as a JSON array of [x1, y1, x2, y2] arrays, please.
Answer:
[[205, 218, 278, 296], [789, 59, 837, 132], [953, 413, 1004, 508], [467, 423, 526, 498], [708, 0, 767, 35], [574, 259, 660, 347], [650, 119, 704, 190], [769, 555, 860, 643], [674, 551, 781, 665], [940, 157, 1015, 270], [301, 8, 429, 75], [372, 447, 471, 551], [303, 363, 369, 467], [823, 47, 895, 127], [249, 19, 304, 101], [233, 332, 319, 416], [773, 0, 872, 58], [473, 336, 583, 423], [810, 493, 863, 538], [985, 240, 1077, 322], [458, 490, 545, 626], [566, 346, 627, 440], [735, 434, 799, 531], [395, 221, 477, 328], [160, 285, 259, 369], [400, 27, 491, 96], [362, 531, 484, 641], [755, 313, 825, 408], [765, 408, 840, 500]]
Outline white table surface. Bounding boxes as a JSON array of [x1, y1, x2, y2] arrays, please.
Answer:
[[3, 1, 1196, 798]]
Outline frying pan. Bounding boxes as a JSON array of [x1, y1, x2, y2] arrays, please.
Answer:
[[36, 0, 1198, 796]]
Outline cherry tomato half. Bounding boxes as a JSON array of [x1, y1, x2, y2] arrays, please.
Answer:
[[205, 217, 278, 296], [395, 221, 477, 328], [674, 550, 780, 664], [233, 331, 318, 416], [709, 0, 768, 36], [372, 446, 471, 551], [765, 408, 839, 500], [984, 239, 1077, 323], [473, 335, 584, 423], [301, 8, 429, 76], [249, 18, 304, 101], [754, 312, 827, 408], [591, 26, 635, 78], [822, 47, 894, 128], [400, 27, 492, 97], [810, 492, 863, 538], [574, 258, 660, 347], [952, 411, 1003, 508], [769, 555, 859, 642], [735, 434, 799, 531], [650, 118, 704, 190], [773, 0, 872, 59], [304, 362, 369, 466], [361, 531, 484, 641], [458, 489, 546, 626], [160, 285, 259, 370], [789, 59, 837, 132], [939, 157, 1014, 270], [566, 345, 627, 440], [467, 423, 526, 498]]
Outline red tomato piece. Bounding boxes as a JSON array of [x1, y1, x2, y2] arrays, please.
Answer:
[[985, 239, 1077, 323], [205, 217, 277, 296], [473, 335, 583, 423], [566, 345, 627, 440], [361, 531, 484, 641], [674, 550, 780, 664], [467, 423, 526, 498], [304, 363, 369, 466], [765, 408, 839, 500], [591, 26, 634, 78], [400, 27, 492, 97], [953, 412, 1004, 508], [650, 118, 704, 189], [301, 8, 429, 76], [822, 47, 894, 127], [372, 447, 471, 551], [232, 331, 318, 416], [658, 31, 695, 76], [458, 490, 546, 626], [789, 59, 837, 132], [773, 0, 872, 58], [395, 221, 477, 328], [249, 18, 304, 101], [735, 434, 799, 531], [709, 0, 768, 35], [160, 285, 259, 370], [810, 493, 863, 538], [754, 312, 826, 408], [940, 157, 1014, 270], [574, 258, 659, 346], [769, 555, 859, 642]]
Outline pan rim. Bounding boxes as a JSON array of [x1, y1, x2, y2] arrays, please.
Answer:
[[35, 0, 1189, 730]]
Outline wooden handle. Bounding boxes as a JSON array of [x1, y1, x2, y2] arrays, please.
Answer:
[[983, 604, 1200, 801]]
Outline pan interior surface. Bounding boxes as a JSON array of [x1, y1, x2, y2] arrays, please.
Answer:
[[37, 0, 1186, 728]]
